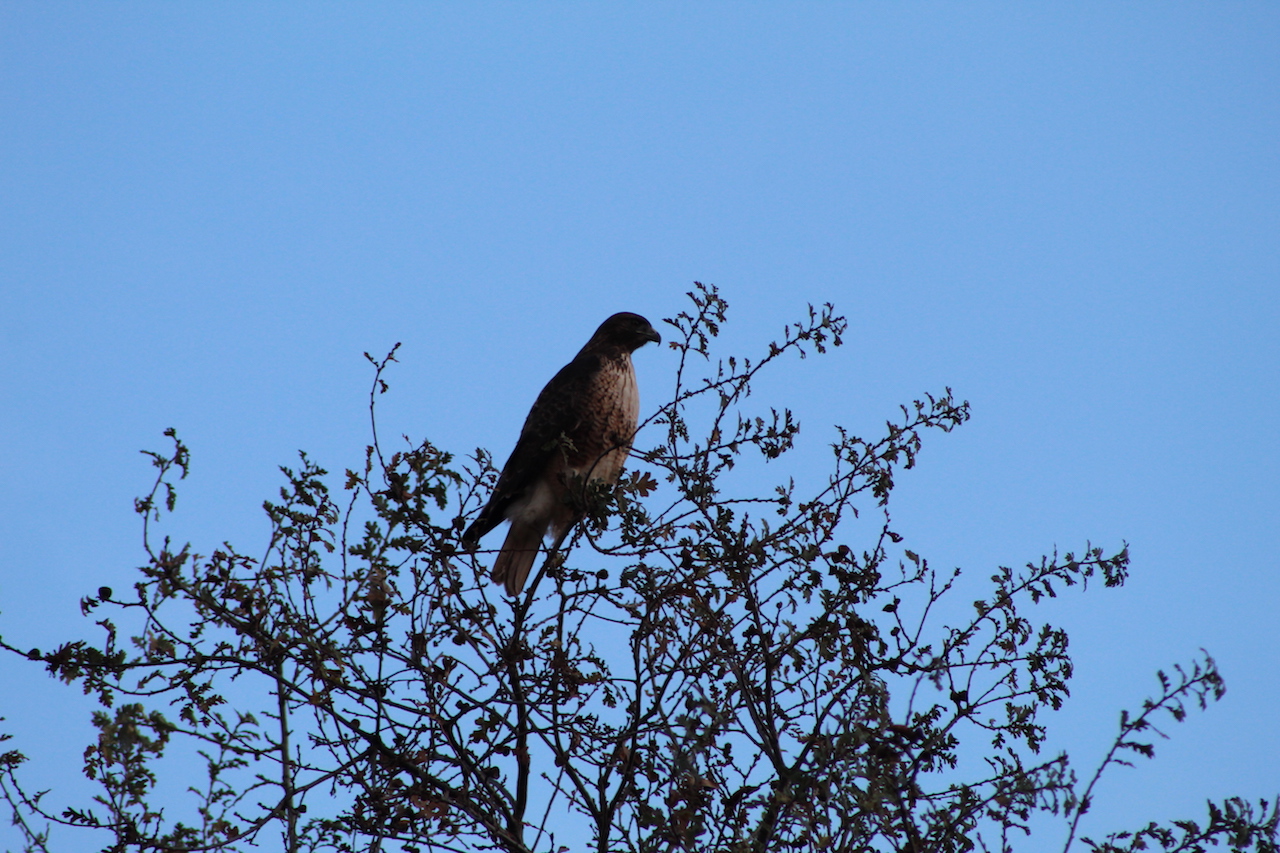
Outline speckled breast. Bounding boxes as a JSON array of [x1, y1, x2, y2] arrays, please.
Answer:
[[567, 353, 639, 483]]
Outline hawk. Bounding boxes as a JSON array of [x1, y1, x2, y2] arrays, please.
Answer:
[[462, 312, 662, 595]]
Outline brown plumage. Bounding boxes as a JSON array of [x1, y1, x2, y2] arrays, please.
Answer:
[[462, 312, 662, 595]]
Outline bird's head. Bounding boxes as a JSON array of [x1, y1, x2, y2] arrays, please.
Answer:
[[590, 312, 662, 353]]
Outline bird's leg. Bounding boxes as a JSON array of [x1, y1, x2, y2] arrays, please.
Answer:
[[546, 529, 572, 561], [518, 528, 571, 601], [532, 526, 575, 590]]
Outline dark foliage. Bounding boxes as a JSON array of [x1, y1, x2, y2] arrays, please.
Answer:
[[2, 284, 1275, 853]]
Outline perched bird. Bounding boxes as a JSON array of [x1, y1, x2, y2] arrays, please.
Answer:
[[462, 312, 662, 595]]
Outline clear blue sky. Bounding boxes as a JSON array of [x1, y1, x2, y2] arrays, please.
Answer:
[[2, 4, 1277, 848]]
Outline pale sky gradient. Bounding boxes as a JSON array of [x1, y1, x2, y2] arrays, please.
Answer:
[[2, 4, 1277, 849]]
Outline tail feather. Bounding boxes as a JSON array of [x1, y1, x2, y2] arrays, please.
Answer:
[[492, 521, 542, 596]]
